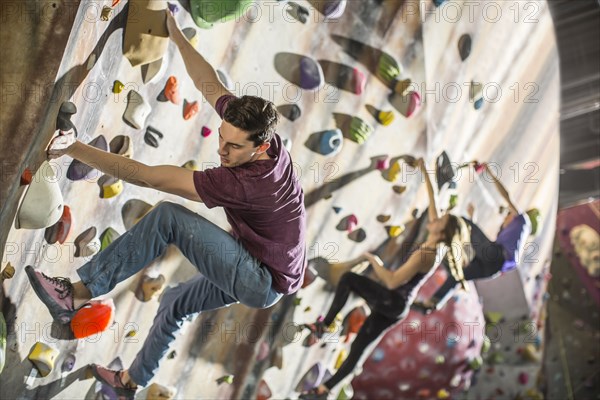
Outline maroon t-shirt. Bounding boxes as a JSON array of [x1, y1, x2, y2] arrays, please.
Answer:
[[193, 95, 307, 294]]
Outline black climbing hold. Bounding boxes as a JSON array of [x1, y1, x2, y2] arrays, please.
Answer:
[[458, 34, 472, 61]]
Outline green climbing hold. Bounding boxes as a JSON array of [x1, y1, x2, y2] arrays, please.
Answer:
[[190, 0, 254, 29], [348, 116, 373, 144], [100, 227, 120, 251], [377, 53, 401, 85], [216, 374, 234, 385]]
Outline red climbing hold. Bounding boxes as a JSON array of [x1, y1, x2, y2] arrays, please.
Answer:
[[70, 300, 114, 339], [20, 168, 33, 185], [184, 100, 199, 120], [201, 126, 212, 137]]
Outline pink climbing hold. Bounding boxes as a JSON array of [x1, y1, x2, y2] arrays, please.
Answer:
[[518, 372, 529, 385], [201, 126, 212, 137], [346, 214, 358, 232], [404, 91, 421, 118], [353, 67, 366, 95], [376, 157, 390, 170]]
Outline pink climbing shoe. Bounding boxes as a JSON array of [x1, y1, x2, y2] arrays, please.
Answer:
[[90, 364, 137, 398], [25, 266, 79, 324]]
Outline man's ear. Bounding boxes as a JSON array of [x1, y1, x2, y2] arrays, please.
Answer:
[[257, 142, 270, 154]]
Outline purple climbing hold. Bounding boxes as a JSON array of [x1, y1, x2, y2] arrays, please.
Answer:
[[167, 2, 179, 14], [299, 56, 324, 91], [323, 0, 347, 20], [61, 352, 76, 372]]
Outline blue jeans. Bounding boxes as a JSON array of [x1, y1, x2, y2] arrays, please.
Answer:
[[76, 202, 282, 386]]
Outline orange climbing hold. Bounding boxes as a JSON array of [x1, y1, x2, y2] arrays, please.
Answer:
[[70, 300, 114, 339], [20, 168, 32, 185], [184, 100, 199, 120], [164, 76, 181, 105], [112, 0, 121, 6]]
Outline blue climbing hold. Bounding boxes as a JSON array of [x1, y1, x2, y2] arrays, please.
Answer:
[[319, 129, 343, 156]]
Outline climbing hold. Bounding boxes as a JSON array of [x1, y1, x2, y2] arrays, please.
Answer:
[[123, 0, 169, 67], [298, 56, 325, 91], [135, 274, 166, 302], [435, 151, 455, 190], [277, 104, 302, 122], [318, 129, 343, 156], [70, 299, 115, 339], [344, 214, 358, 232], [256, 341, 270, 362], [61, 352, 76, 373], [437, 389, 450, 399], [398, 91, 421, 118], [386, 160, 401, 182], [190, 0, 253, 29], [377, 214, 391, 223], [183, 100, 200, 120], [292, 4, 310, 23], [484, 311, 503, 325], [122, 199, 154, 230], [304, 306, 312, 312], [348, 228, 366, 242], [377, 53, 401, 85], [44, 205, 72, 244], [458, 34, 472, 61], [295, 362, 325, 392], [112, 80, 125, 94], [20, 168, 33, 186], [376, 110, 395, 126], [109, 135, 133, 158], [392, 185, 406, 194], [216, 69, 234, 90], [182, 27, 199, 48], [449, 194, 458, 210], [332, 206, 342, 214], [256, 379, 272, 400], [98, 175, 123, 199], [144, 132, 159, 149], [434, 0, 448, 7], [182, 160, 200, 171], [470, 81, 484, 109], [66, 135, 107, 180], [322, 0, 347, 20], [125, 330, 137, 338], [372, 348, 385, 363], [167, 350, 177, 359], [393, 78, 412, 95], [147, 382, 176, 399], [86, 53, 96, 71], [201, 126, 212, 137], [16, 162, 64, 229], [388, 225, 404, 238], [100, 6, 112, 21], [518, 372, 529, 385], [435, 355, 445, 364], [99, 227, 120, 251], [167, 2, 179, 14], [163, 76, 181, 105], [74, 227, 99, 258], [334, 66, 366, 95], [112, 0, 121, 7], [293, 297, 302, 306], [123, 90, 151, 130], [334, 349, 347, 369], [342, 305, 367, 342], [1, 263, 15, 281], [28, 342, 59, 377], [348, 116, 373, 144], [55, 101, 77, 135], [216, 374, 234, 385], [376, 157, 390, 170], [416, 388, 431, 398], [302, 332, 319, 347]]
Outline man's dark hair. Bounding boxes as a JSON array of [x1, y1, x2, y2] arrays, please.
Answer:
[[223, 96, 280, 146]]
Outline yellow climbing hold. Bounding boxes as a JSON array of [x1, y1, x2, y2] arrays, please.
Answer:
[[388, 225, 404, 238], [435, 355, 445, 364], [386, 160, 401, 182], [334, 349, 347, 370], [377, 110, 395, 126], [113, 80, 125, 94], [125, 330, 137, 338], [28, 342, 59, 377], [437, 389, 450, 399], [485, 311, 503, 324], [1, 262, 15, 281], [216, 374, 234, 385], [147, 382, 176, 399]]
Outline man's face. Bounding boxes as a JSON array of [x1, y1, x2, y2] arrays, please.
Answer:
[[217, 121, 269, 167]]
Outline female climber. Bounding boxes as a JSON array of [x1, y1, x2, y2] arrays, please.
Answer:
[[413, 161, 541, 313], [299, 158, 471, 399]]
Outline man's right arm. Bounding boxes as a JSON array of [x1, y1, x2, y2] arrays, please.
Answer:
[[166, 11, 232, 110]]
